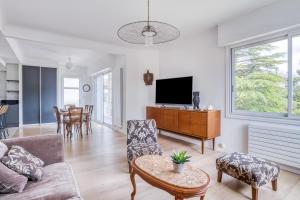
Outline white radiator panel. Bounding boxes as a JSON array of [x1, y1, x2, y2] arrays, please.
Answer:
[[248, 125, 300, 170]]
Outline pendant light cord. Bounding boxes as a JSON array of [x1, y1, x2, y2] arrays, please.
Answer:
[[147, 0, 150, 26]]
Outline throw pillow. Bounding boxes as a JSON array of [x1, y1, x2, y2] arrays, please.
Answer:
[[8, 145, 45, 167], [0, 141, 8, 159], [0, 162, 28, 193], [1, 146, 44, 181]]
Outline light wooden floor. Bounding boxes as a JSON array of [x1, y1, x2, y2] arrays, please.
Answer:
[[11, 124, 300, 200]]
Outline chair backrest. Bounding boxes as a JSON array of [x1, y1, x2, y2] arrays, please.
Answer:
[[127, 119, 157, 145], [0, 105, 8, 115], [68, 107, 83, 123], [65, 104, 75, 110], [84, 105, 94, 118], [53, 106, 61, 123]]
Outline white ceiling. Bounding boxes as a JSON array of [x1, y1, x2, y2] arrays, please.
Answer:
[[7, 38, 115, 68], [0, 0, 282, 69], [1, 0, 281, 45]]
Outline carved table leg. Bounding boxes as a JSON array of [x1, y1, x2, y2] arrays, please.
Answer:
[[130, 170, 136, 200], [175, 195, 183, 200], [252, 187, 258, 200], [200, 195, 205, 200]]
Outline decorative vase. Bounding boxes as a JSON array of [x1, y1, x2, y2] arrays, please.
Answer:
[[173, 163, 185, 173], [192, 92, 200, 109]]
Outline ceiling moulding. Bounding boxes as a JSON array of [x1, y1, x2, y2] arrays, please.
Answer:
[[5, 37, 23, 63], [2, 25, 159, 55], [0, 57, 6, 66]]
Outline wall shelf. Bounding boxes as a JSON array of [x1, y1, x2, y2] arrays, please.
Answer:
[[6, 90, 19, 92]]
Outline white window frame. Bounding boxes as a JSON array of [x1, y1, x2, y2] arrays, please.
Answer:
[[226, 28, 300, 126], [62, 76, 80, 106]]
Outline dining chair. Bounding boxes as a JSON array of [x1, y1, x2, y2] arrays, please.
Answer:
[[0, 105, 9, 139], [127, 119, 163, 173], [65, 107, 83, 137], [84, 105, 93, 134], [64, 104, 75, 110], [53, 106, 61, 134], [53, 106, 69, 134]]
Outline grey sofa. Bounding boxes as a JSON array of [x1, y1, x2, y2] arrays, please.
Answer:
[[0, 134, 82, 200]]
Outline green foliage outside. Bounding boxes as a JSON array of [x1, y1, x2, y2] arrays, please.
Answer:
[[294, 69, 300, 115], [234, 42, 300, 116]]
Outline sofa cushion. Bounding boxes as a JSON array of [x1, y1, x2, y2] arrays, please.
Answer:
[[1, 145, 44, 181], [0, 162, 28, 194], [216, 152, 280, 187], [0, 162, 81, 200], [0, 141, 8, 159]]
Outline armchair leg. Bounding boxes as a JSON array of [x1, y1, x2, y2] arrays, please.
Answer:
[[217, 170, 222, 182], [272, 179, 277, 191]]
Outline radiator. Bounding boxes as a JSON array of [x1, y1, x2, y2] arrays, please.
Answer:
[[248, 125, 300, 170]]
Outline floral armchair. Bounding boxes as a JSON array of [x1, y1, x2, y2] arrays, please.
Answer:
[[127, 119, 163, 173]]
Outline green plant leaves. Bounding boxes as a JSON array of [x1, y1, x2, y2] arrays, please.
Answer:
[[170, 151, 191, 164]]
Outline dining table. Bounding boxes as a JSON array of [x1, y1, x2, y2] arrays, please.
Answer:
[[59, 108, 91, 134]]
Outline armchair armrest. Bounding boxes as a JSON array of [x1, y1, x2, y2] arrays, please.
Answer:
[[2, 134, 64, 165]]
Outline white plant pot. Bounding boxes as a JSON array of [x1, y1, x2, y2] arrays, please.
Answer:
[[173, 163, 185, 173]]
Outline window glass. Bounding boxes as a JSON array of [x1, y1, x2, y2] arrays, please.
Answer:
[[64, 78, 79, 88], [232, 39, 288, 114], [63, 78, 80, 106], [292, 36, 300, 116]]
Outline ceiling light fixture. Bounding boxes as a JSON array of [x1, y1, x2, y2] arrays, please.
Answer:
[[65, 57, 73, 70], [117, 0, 180, 46]]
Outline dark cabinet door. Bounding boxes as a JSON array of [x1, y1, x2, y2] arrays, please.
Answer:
[[41, 67, 57, 123], [22, 66, 40, 124]]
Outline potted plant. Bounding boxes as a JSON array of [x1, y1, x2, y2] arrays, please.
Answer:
[[171, 151, 191, 173]]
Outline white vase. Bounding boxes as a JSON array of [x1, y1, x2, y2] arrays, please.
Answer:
[[173, 163, 185, 173]]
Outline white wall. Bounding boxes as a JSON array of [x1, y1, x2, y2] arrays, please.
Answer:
[[158, 27, 299, 153], [218, 0, 300, 46], [58, 66, 92, 108], [125, 50, 159, 123]]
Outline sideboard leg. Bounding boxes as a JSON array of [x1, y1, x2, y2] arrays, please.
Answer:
[[212, 138, 215, 151], [201, 139, 204, 154]]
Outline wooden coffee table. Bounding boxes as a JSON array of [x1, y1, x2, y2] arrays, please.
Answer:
[[130, 155, 210, 200]]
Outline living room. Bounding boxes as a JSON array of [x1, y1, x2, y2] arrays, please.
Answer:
[[0, 0, 299, 199]]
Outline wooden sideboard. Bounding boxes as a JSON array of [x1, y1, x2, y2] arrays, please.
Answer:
[[146, 106, 221, 154]]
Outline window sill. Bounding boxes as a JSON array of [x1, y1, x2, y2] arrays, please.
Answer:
[[226, 112, 300, 126]]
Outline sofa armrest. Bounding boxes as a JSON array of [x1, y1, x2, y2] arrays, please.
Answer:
[[2, 134, 64, 165]]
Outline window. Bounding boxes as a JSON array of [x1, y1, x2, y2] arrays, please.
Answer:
[[292, 36, 300, 116], [229, 34, 300, 122], [63, 78, 80, 106]]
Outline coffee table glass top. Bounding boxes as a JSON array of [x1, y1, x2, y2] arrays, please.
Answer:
[[134, 155, 210, 188]]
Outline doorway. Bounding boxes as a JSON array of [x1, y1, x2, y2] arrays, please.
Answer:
[[95, 71, 112, 125]]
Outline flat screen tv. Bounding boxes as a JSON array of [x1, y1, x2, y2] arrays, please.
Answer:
[[156, 76, 193, 105]]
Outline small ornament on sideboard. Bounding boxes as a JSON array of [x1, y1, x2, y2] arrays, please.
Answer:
[[143, 70, 153, 86], [192, 91, 200, 109]]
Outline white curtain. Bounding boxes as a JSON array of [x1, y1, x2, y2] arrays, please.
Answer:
[[95, 75, 104, 123], [112, 67, 123, 128]]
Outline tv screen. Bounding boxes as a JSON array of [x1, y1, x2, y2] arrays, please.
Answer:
[[156, 76, 193, 105]]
